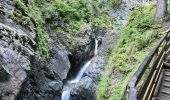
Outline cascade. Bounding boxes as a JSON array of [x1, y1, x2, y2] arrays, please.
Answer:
[[61, 39, 98, 100]]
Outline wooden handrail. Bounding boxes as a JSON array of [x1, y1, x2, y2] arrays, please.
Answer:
[[128, 34, 166, 87], [125, 29, 170, 100]]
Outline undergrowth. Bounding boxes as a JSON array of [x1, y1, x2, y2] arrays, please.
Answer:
[[168, 0, 170, 13], [13, 0, 121, 57], [97, 4, 164, 100]]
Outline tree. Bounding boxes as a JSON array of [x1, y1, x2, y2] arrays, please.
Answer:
[[155, 0, 168, 22]]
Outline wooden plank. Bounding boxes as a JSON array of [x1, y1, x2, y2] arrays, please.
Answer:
[[153, 69, 165, 97], [144, 51, 165, 99], [155, 69, 170, 99], [149, 62, 164, 99], [164, 62, 170, 69], [138, 50, 165, 99]]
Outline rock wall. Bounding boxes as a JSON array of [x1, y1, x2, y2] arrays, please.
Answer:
[[0, 1, 71, 100]]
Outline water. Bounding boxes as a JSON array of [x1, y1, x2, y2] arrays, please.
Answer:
[[68, 60, 92, 84], [94, 39, 98, 56], [142, 0, 150, 4], [61, 39, 98, 100], [61, 89, 70, 100]]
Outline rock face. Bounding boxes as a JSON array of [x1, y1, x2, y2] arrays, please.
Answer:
[[0, 16, 34, 99], [16, 44, 71, 100], [0, 1, 71, 100], [17, 56, 64, 100]]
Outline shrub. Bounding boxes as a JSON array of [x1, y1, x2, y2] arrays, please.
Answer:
[[12, 0, 120, 57]]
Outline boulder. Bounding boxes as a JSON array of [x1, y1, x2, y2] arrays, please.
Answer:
[[84, 56, 105, 82], [70, 76, 96, 100], [48, 45, 71, 80]]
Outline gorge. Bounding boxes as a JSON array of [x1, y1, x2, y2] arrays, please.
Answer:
[[0, 0, 168, 100]]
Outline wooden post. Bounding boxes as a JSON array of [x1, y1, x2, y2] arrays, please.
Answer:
[[129, 88, 137, 100]]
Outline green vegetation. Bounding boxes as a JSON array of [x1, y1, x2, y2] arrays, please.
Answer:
[[109, 0, 122, 8], [11, 0, 121, 57], [97, 4, 164, 100], [168, 0, 170, 13]]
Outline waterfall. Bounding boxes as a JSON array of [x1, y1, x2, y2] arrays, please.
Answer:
[[68, 60, 92, 84], [61, 89, 70, 100], [61, 39, 98, 100], [94, 39, 98, 56]]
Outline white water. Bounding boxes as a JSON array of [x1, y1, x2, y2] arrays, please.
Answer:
[[61, 89, 70, 100], [142, 0, 150, 4], [61, 39, 98, 100], [68, 60, 92, 84], [94, 39, 98, 56]]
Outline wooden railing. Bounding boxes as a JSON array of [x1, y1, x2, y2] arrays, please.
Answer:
[[125, 28, 170, 100]]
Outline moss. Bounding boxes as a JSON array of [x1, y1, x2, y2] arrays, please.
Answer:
[[108, 0, 122, 8], [7, 12, 30, 26], [97, 4, 164, 100], [15, 0, 51, 57], [29, 0, 116, 57], [168, 0, 170, 13], [37, 26, 49, 57], [9, 0, 120, 57], [15, 0, 27, 14]]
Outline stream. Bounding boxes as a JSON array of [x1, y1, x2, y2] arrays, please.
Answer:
[[61, 39, 99, 100]]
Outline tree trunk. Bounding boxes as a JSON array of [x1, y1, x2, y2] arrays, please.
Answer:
[[155, 0, 168, 22]]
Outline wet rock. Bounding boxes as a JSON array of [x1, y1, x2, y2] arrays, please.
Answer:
[[70, 76, 96, 100], [49, 81, 63, 91], [85, 57, 105, 81]]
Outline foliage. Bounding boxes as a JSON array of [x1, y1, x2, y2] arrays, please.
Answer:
[[108, 0, 122, 8], [97, 4, 164, 100], [168, 0, 170, 13], [13, 0, 119, 57]]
